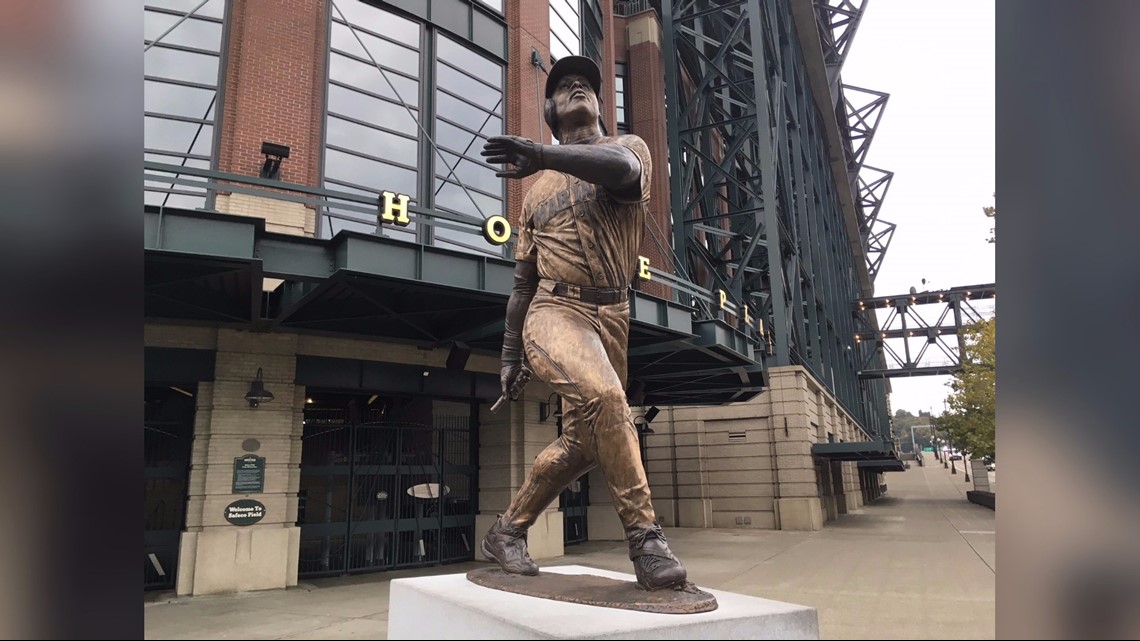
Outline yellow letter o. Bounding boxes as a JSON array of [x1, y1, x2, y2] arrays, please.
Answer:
[[482, 215, 512, 245]]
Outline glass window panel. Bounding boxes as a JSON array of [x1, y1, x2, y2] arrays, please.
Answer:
[[475, 0, 503, 12], [435, 152, 501, 197], [550, 38, 574, 62], [145, 117, 214, 156], [434, 225, 499, 257], [436, 120, 483, 157], [145, 47, 220, 85], [329, 52, 419, 107], [327, 84, 420, 134], [479, 112, 503, 138], [146, 189, 209, 210], [145, 0, 226, 20], [331, 2, 420, 48], [145, 154, 211, 172], [436, 36, 501, 87], [436, 63, 502, 114], [436, 91, 501, 135], [549, 7, 580, 54], [326, 116, 418, 163], [331, 23, 420, 76], [145, 80, 217, 120], [144, 12, 222, 49], [552, 0, 579, 21], [472, 8, 506, 58], [324, 148, 419, 199], [434, 180, 501, 218]]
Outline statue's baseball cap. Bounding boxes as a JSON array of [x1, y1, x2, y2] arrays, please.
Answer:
[[545, 55, 602, 99]]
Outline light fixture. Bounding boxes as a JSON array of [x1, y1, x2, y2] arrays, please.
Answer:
[[260, 141, 290, 180], [245, 368, 275, 408], [644, 406, 660, 424], [540, 393, 562, 422]]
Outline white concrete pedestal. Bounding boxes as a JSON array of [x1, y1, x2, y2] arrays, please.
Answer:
[[387, 564, 819, 640]]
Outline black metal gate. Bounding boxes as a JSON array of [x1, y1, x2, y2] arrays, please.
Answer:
[[298, 396, 476, 578], [554, 409, 589, 545], [144, 385, 195, 590], [560, 474, 589, 545]]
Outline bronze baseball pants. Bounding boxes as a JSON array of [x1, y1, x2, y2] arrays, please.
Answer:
[[502, 280, 657, 533]]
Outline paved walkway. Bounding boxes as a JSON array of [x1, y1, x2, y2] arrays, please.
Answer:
[[145, 453, 994, 639]]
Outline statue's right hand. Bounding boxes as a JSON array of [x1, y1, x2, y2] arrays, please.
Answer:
[[482, 136, 542, 179], [500, 362, 532, 401]]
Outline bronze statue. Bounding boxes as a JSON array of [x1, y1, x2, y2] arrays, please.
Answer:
[[479, 55, 687, 592]]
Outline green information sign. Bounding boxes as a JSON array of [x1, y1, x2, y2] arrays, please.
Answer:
[[232, 455, 265, 494]]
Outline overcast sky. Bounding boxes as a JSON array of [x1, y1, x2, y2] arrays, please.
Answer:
[[838, 1, 996, 416]]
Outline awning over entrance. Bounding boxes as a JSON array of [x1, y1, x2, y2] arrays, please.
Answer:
[[811, 440, 898, 461], [857, 458, 907, 472], [145, 207, 767, 405]]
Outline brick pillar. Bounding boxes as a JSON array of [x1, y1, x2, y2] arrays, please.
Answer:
[[215, 0, 327, 236], [504, 0, 551, 228], [599, 0, 617, 131], [768, 366, 824, 531], [625, 11, 674, 301], [176, 330, 303, 595]]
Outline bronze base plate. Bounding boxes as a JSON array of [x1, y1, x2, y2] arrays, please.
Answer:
[[465, 567, 718, 614]]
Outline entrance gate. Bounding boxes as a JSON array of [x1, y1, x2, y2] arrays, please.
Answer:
[[298, 397, 476, 578], [144, 385, 195, 590]]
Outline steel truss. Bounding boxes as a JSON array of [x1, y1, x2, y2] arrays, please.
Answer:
[[661, 0, 889, 435], [814, 0, 897, 284], [853, 285, 996, 379]]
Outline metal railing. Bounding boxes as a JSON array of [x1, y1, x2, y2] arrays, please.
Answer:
[[144, 160, 508, 260], [615, 0, 654, 17]]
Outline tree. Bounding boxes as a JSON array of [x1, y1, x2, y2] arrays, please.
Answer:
[[934, 317, 996, 460], [890, 408, 934, 452]]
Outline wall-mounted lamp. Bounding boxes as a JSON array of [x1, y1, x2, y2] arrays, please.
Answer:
[[245, 367, 275, 408], [539, 393, 562, 422], [260, 141, 291, 180]]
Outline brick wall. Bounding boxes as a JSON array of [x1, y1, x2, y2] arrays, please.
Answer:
[[504, 0, 551, 228], [624, 11, 674, 301], [215, 193, 316, 236], [218, 0, 326, 187]]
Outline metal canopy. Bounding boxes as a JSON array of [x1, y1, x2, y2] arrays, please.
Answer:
[[857, 458, 906, 472], [145, 251, 261, 324], [274, 271, 508, 347], [811, 440, 896, 461], [144, 206, 764, 405]]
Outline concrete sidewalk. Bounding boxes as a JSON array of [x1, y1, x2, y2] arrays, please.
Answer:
[[145, 454, 994, 640]]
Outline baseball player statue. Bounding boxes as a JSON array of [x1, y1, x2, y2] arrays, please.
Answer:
[[479, 55, 687, 591]]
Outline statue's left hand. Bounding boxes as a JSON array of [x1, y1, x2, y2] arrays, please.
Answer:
[[482, 136, 542, 179]]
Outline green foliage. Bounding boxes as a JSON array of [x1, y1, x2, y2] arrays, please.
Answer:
[[934, 317, 996, 459], [890, 409, 934, 452]]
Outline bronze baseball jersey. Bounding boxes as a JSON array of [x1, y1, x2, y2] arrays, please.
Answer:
[[513, 135, 651, 287], [501, 134, 660, 534]]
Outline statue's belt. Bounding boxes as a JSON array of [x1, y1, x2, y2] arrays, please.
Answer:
[[551, 281, 629, 305]]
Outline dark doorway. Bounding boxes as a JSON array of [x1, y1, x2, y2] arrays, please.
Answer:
[[144, 384, 196, 590], [554, 403, 589, 545], [297, 393, 477, 578]]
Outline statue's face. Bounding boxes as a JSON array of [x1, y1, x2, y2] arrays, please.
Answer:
[[551, 73, 599, 128]]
